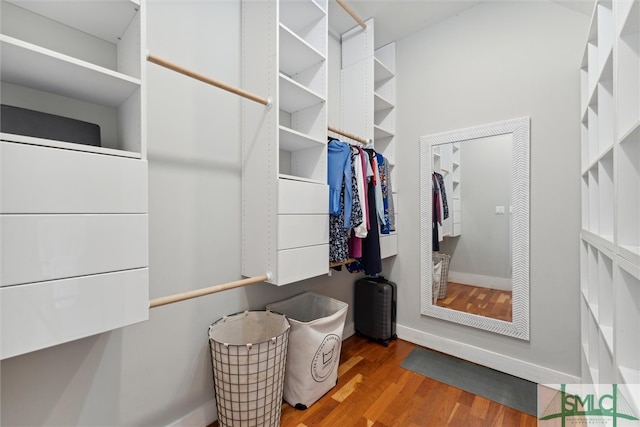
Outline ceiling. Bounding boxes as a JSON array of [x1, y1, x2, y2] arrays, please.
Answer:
[[327, 0, 595, 48]]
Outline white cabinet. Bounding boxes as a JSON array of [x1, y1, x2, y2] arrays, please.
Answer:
[[580, 0, 640, 410], [241, 0, 329, 285], [0, 0, 148, 359], [341, 19, 398, 258]]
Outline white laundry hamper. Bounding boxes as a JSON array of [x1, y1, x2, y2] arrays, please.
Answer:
[[208, 311, 290, 427], [267, 292, 348, 410]]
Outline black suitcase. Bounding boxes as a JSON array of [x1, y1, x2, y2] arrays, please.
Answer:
[[354, 276, 397, 346]]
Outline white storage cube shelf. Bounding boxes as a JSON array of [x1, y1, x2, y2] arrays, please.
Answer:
[[580, 0, 640, 389], [0, 0, 148, 359], [242, 0, 330, 285], [0, 0, 144, 157]]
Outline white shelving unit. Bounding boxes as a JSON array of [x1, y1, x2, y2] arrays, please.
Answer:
[[0, 0, 148, 359], [340, 19, 398, 259], [432, 142, 462, 239], [241, 0, 329, 285], [580, 0, 640, 408]]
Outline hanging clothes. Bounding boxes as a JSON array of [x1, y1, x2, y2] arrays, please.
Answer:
[[434, 172, 448, 220], [361, 149, 382, 275], [327, 140, 352, 221], [386, 158, 396, 232], [432, 173, 441, 251], [377, 153, 395, 235], [329, 144, 363, 263]]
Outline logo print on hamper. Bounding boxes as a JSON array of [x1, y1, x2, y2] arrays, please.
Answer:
[[311, 334, 341, 382], [539, 384, 640, 427]]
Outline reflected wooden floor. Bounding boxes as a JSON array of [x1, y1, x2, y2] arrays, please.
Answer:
[[436, 282, 512, 322], [209, 335, 537, 427]]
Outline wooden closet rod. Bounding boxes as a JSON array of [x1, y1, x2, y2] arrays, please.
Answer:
[[147, 53, 271, 107], [336, 0, 367, 29], [149, 274, 270, 308], [328, 125, 369, 144], [330, 258, 357, 268]]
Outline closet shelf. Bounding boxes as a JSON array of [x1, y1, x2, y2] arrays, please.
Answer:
[[619, 0, 639, 35], [279, 23, 325, 77], [619, 118, 640, 144], [598, 50, 614, 82], [618, 247, 640, 272], [374, 124, 394, 139], [374, 57, 394, 83], [278, 174, 326, 186], [279, 0, 325, 36], [601, 324, 614, 354], [374, 92, 394, 112], [0, 35, 140, 108], [582, 144, 614, 175], [0, 133, 141, 159], [279, 73, 325, 113], [6, 0, 140, 43], [279, 126, 325, 151], [581, 231, 616, 257]]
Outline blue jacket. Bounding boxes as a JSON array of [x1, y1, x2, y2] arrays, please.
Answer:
[[327, 141, 352, 225]]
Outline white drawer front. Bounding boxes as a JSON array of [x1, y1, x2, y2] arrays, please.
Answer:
[[277, 244, 328, 285], [453, 223, 462, 236], [1, 268, 149, 360], [380, 233, 398, 259], [453, 199, 461, 211], [278, 215, 329, 250], [1, 214, 148, 287], [278, 179, 328, 214], [1, 142, 147, 213]]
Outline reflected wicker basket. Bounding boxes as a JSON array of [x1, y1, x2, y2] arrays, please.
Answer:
[[432, 252, 451, 299]]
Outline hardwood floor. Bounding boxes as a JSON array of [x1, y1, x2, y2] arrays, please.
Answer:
[[210, 335, 537, 426], [436, 282, 512, 322]]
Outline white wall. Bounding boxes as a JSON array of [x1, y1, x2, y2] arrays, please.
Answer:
[[441, 133, 513, 285], [393, 1, 588, 382], [0, 3, 356, 426]]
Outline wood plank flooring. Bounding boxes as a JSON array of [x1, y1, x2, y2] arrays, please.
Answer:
[[209, 335, 537, 427], [436, 282, 512, 322]]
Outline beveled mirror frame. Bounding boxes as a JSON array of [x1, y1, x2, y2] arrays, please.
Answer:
[[419, 117, 530, 340]]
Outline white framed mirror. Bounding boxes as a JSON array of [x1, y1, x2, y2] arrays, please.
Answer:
[[419, 117, 530, 340]]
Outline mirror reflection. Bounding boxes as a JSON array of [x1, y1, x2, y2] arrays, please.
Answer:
[[420, 117, 530, 340], [432, 134, 513, 322]]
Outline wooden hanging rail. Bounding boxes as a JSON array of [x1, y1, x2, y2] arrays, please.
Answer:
[[336, 0, 367, 29], [328, 125, 369, 145], [149, 274, 270, 308], [330, 258, 357, 268], [147, 53, 271, 107]]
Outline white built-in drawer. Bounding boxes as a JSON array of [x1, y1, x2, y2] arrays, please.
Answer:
[[0, 141, 147, 213], [453, 199, 461, 211], [453, 223, 462, 235], [277, 244, 328, 285], [380, 233, 398, 259], [278, 215, 329, 250], [1, 214, 148, 287], [1, 268, 149, 360], [278, 178, 328, 214]]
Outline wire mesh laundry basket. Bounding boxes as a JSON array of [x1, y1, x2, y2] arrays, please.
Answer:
[[208, 311, 290, 427], [432, 252, 451, 299]]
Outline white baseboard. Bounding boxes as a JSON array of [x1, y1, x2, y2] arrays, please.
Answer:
[[397, 324, 581, 385], [167, 398, 216, 427], [448, 271, 512, 291]]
